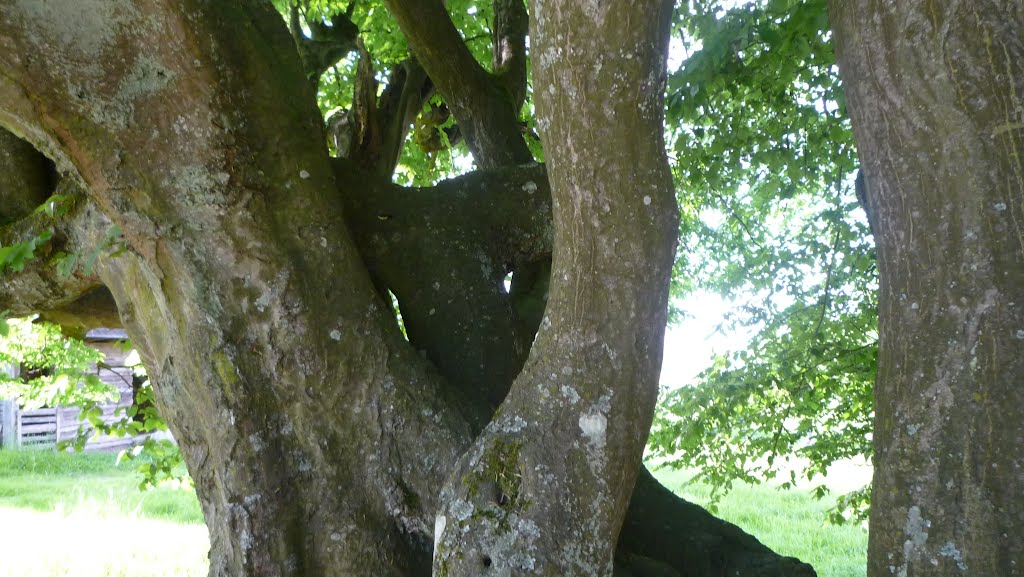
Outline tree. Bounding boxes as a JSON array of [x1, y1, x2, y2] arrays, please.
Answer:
[[647, 0, 876, 521], [0, 1, 816, 576], [831, 1, 1024, 576]]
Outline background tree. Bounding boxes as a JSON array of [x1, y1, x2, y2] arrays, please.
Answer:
[[0, 1, 816, 576], [648, 0, 874, 520]]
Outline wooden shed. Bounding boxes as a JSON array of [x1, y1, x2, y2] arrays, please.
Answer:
[[0, 328, 144, 452]]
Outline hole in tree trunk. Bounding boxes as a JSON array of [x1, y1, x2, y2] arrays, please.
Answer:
[[482, 555, 492, 568], [388, 290, 409, 340]]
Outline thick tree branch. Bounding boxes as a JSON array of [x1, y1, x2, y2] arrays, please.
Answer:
[[618, 468, 817, 577], [375, 59, 432, 177], [433, 2, 682, 575], [492, 0, 528, 112], [383, 0, 532, 168], [334, 157, 551, 409]]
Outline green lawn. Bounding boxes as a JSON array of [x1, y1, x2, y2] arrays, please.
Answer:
[[0, 450, 208, 577], [0, 450, 866, 577], [653, 468, 868, 577]]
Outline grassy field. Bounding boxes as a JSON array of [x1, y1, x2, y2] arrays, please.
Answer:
[[0, 450, 866, 577], [0, 450, 208, 577]]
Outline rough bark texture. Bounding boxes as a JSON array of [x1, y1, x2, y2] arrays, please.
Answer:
[[430, 2, 679, 576], [0, 1, 821, 576], [831, 2, 1024, 576]]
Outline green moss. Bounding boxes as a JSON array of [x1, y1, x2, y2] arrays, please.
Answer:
[[462, 437, 529, 536], [212, 351, 239, 397]]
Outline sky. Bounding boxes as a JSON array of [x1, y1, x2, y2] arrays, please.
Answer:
[[659, 290, 752, 387]]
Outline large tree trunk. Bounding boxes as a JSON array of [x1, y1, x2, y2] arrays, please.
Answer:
[[831, 2, 1024, 576], [431, 2, 678, 576], [0, 2, 817, 576]]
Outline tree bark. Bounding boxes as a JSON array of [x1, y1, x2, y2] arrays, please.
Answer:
[[0, 2, 820, 576], [431, 2, 679, 576], [831, 2, 1024, 576]]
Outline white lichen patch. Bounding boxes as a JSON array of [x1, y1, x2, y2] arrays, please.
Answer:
[[450, 499, 474, 523], [329, 329, 342, 341], [523, 181, 538, 194], [938, 541, 967, 570], [505, 415, 528, 433], [433, 515, 446, 558], [560, 385, 580, 404], [994, 202, 1008, 212], [299, 169, 310, 179], [578, 410, 607, 449], [643, 195, 651, 205], [254, 293, 271, 313], [899, 505, 930, 577], [14, 0, 140, 59]]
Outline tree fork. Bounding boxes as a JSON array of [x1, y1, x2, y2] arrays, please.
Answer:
[[0, 2, 822, 576], [383, 0, 533, 168]]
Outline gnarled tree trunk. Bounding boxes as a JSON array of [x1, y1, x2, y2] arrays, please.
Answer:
[[0, 1, 817, 576]]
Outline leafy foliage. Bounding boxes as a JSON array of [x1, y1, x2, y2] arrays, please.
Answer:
[[648, 0, 875, 523], [0, 319, 110, 409], [0, 230, 52, 275]]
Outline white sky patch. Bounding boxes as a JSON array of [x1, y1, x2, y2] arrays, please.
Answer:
[[660, 291, 755, 387]]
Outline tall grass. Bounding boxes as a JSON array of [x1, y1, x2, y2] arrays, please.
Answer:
[[0, 450, 202, 524]]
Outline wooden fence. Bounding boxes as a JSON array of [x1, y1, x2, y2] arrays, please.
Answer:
[[0, 333, 148, 452], [6, 404, 140, 451]]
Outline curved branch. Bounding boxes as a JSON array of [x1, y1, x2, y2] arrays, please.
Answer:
[[334, 157, 551, 408], [289, 1, 360, 86], [383, 0, 532, 168]]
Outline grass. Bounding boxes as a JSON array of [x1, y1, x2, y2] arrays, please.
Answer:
[[0, 450, 203, 524], [0, 450, 208, 577], [0, 450, 866, 577], [653, 468, 868, 577]]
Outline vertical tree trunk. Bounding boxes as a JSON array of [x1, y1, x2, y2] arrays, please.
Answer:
[[831, 2, 1024, 576], [432, 2, 678, 576]]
